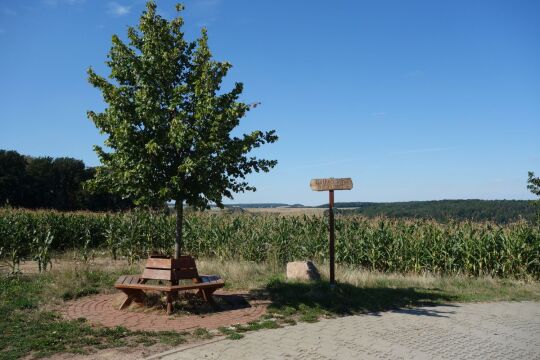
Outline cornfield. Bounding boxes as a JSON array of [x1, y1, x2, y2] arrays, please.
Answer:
[[0, 207, 538, 278]]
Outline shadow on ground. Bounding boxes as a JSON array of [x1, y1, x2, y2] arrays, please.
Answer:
[[130, 280, 457, 318], [250, 279, 458, 318], [133, 291, 252, 315]]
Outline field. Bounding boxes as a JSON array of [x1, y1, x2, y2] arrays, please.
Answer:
[[1, 206, 540, 358], [1, 207, 539, 278], [243, 207, 325, 216]]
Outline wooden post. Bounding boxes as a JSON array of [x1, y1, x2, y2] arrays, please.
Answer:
[[310, 178, 353, 288], [329, 190, 335, 285]]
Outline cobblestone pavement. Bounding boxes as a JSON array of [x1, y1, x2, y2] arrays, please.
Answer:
[[60, 292, 268, 332], [155, 302, 540, 360]]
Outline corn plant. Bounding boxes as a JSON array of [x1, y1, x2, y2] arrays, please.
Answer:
[[79, 227, 93, 263], [1, 207, 539, 278], [32, 229, 54, 273]]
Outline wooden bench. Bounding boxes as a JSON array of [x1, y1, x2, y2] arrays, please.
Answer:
[[114, 255, 224, 314]]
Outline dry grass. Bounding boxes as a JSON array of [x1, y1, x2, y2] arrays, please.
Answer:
[[5, 254, 540, 305], [200, 257, 540, 302], [196, 258, 281, 290], [317, 262, 540, 302], [3, 253, 539, 359]]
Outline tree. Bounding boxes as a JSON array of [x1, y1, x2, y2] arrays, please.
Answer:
[[80, 167, 134, 211], [86, 2, 278, 258], [528, 172, 540, 197], [50, 158, 86, 210], [25, 156, 56, 208], [0, 150, 27, 206], [0, 148, 134, 210], [24, 156, 87, 210], [528, 171, 540, 224]]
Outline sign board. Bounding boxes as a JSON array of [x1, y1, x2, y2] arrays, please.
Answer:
[[310, 178, 353, 191], [309, 176, 353, 287]]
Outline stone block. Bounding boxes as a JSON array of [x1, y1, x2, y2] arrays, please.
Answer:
[[286, 261, 321, 281]]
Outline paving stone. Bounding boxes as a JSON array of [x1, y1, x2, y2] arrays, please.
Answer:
[[156, 301, 540, 360], [60, 292, 267, 332]]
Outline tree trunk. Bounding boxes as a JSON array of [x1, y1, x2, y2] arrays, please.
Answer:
[[175, 199, 183, 259]]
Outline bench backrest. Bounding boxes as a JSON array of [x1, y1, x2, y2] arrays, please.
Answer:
[[141, 255, 200, 282]]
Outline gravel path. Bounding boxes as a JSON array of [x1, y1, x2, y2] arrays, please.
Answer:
[[153, 301, 540, 360]]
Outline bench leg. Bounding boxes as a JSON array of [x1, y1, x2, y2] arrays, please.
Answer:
[[119, 289, 146, 310], [197, 288, 218, 307], [166, 292, 174, 315], [171, 280, 179, 300]]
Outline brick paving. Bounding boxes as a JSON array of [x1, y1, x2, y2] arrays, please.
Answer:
[[157, 301, 540, 360], [59, 292, 268, 332]]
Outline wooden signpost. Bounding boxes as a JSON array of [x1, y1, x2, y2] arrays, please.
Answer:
[[310, 177, 353, 286]]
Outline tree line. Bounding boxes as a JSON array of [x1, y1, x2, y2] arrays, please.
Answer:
[[327, 199, 537, 224], [0, 149, 133, 211]]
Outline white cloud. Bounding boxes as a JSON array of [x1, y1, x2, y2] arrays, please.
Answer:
[[107, 2, 130, 16], [189, 0, 222, 28], [371, 111, 386, 117]]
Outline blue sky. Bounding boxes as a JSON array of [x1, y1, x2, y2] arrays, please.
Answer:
[[0, 0, 539, 205]]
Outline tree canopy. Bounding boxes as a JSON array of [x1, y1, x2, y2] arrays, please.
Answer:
[[86, 2, 278, 256], [87, 1, 277, 209], [528, 172, 540, 198]]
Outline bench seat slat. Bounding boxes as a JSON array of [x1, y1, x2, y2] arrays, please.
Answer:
[[115, 278, 224, 292], [115, 256, 223, 315], [116, 275, 140, 285]]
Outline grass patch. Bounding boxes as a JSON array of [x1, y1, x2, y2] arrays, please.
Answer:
[[0, 274, 186, 359], [218, 327, 244, 340], [233, 319, 280, 332], [192, 328, 213, 340], [258, 276, 455, 320], [42, 261, 141, 304], [196, 259, 282, 290], [254, 264, 540, 322], [282, 318, 297, 325], [152, 331, 187, 346], [1, 256, 540, 358]]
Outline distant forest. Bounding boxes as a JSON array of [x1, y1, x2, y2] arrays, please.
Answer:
[[0, 149, 132, 211], [323, 200, 537, 224], [223, 199, 537, 224], [2, 149, 537, 222]]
